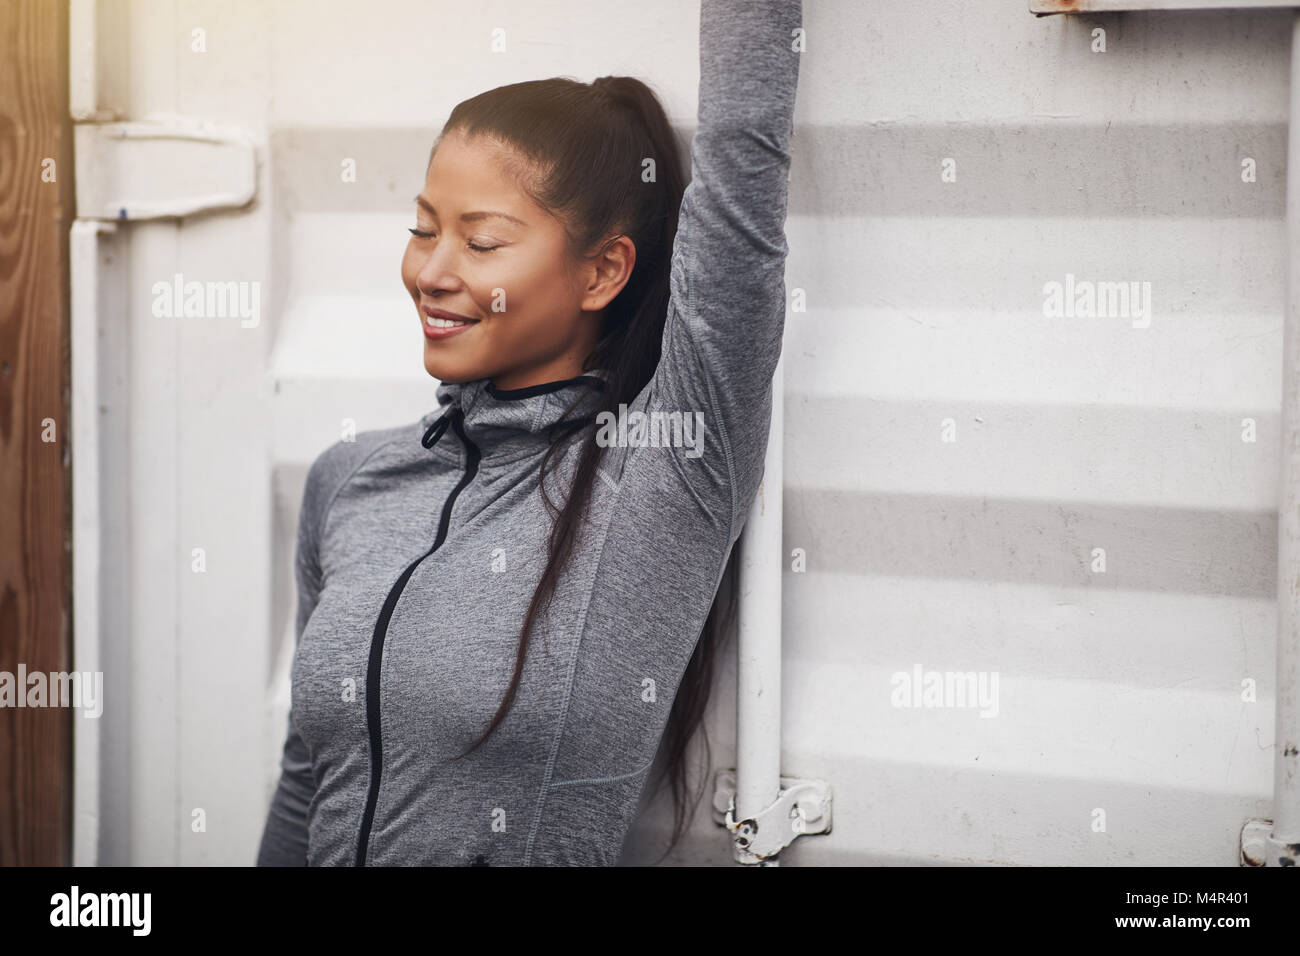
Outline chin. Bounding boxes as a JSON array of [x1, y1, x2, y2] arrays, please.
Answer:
[[423, 351, 485, 385]]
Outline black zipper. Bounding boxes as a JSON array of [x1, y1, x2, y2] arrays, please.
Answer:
[[354, 408, 481, 866]]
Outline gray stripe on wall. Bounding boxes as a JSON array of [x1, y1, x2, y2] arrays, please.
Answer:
[[785, 486, 1274, 597], [271, 123, 1285, 218]]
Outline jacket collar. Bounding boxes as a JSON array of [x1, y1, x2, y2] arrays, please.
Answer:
[[419, 368, 609, 464]]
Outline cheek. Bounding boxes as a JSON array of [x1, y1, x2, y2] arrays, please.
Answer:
[[506, 257, 573, 318], [400, 244, 421, 294]]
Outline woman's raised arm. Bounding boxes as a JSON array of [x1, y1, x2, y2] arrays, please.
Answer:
[[637, 0, 803, 543]]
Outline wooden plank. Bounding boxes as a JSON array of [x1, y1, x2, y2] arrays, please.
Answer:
[[0, 0, 73, 866]]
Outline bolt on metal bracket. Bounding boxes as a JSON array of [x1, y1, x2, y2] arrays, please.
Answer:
[[711, 768, 832, 864]]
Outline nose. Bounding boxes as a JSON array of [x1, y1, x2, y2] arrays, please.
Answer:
[[412, 240, 464, 296]]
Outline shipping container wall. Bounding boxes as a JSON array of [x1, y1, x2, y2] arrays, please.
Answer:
[[82, 0, 1291, 865]]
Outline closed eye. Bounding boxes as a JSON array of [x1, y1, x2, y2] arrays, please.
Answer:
[[407, 228, 499, 253]]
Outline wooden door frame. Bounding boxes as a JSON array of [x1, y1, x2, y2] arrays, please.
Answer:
[[0, 0, 74, 866]]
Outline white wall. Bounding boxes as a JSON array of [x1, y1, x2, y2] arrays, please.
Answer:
[[86, 0, 1289, 865]]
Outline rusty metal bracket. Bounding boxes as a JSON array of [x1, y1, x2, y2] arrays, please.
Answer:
[[711, 769, 832, 864], [1030, 0, 1294, 15]]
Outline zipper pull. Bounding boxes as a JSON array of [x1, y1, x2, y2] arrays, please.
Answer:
[[421, 407, 457, 449]]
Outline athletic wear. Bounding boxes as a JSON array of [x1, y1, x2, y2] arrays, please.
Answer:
[[256, 0, 802, 866]]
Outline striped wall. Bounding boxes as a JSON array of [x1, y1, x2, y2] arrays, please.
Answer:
[[90, 0, 1293, 864]]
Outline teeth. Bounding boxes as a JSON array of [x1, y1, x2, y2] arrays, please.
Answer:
[[427, 315, 471, 328]]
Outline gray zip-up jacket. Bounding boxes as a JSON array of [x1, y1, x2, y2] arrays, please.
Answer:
[[256, 0, 802, 866]]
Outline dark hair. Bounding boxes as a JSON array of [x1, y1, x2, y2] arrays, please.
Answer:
[[429, 75, 740, 864]]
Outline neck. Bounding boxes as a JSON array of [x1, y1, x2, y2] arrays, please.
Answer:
[[423, 368, 610, 463]]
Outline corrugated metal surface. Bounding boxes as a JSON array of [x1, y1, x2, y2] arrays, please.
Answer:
[[758, 2, 1290, 866], [86, 0, 1292, 864]]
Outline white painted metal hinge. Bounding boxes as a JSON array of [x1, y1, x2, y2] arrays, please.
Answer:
[[712, 768, 832, 864], [1240, 818, 1300, 867], [74, 113, 257, 221]]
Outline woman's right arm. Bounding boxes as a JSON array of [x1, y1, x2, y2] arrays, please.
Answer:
[[255, 721, 315, 866], [255, 458, 329, 866]]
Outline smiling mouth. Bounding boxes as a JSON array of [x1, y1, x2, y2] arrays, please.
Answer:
[[422, 310, 481, 341], [426, 315, 476, 329]]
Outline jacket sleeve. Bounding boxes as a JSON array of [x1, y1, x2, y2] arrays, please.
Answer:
[[255, 457, 329, 866], [632, 0, 802, 544]]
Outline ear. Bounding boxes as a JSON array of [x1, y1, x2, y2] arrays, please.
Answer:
[[582, 234, 636, 311]]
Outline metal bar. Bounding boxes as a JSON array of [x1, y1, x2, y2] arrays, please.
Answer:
[[1272, 8, 1300, 862], [735, 353, 785, 864], [1031, 0, 1295, 14], [69, 220, 117, 866]]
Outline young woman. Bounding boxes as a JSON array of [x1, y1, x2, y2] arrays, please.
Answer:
[[256, 0, 802, 866]]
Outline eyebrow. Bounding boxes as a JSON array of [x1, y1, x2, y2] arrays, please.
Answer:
[[414, 194, 526, 227]]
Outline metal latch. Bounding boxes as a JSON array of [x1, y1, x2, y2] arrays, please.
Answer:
[[74, 113, 257, 220], [712, 768, 832, 864]]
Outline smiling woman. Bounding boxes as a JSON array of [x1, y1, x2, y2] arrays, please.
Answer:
[[257, 0, 803, 867], [402, 129, 634, 390]]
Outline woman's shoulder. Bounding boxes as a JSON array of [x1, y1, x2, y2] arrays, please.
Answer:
[[302, 418, 426, 511]]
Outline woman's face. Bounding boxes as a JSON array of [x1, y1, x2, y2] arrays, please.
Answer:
[[401, 129, 634, 391]]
